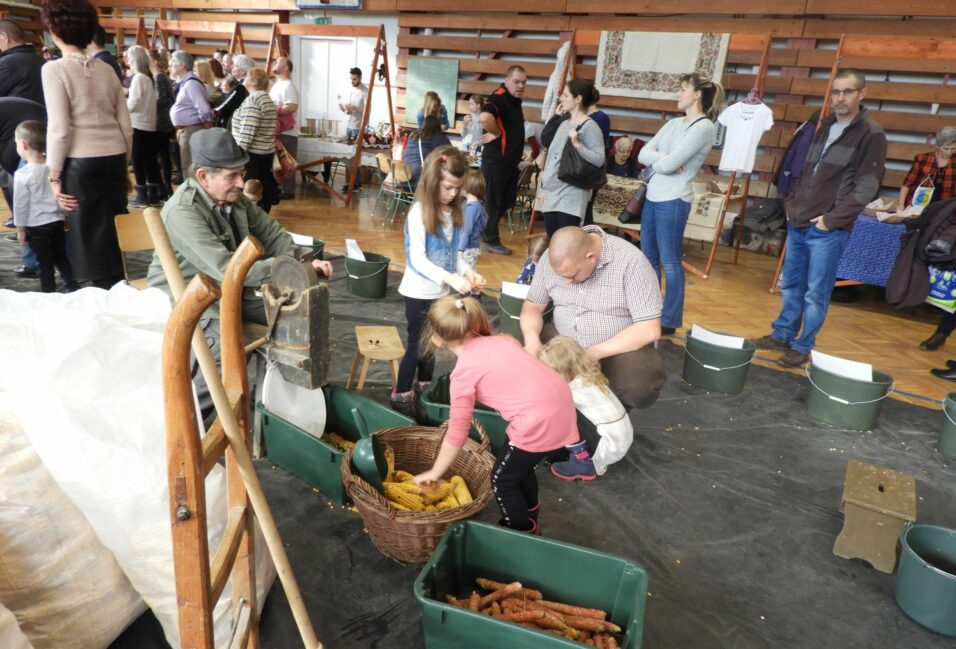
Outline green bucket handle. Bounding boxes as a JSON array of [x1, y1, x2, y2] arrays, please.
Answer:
[[805, 366, 895, 406], [683, 344, 755, 372], [345, 259, 389, 281], [496, 297, 554, 320], [941, 401, 956, 428]]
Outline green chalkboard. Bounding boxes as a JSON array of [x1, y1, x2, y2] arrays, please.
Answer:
[[405, 57, 459, 127]]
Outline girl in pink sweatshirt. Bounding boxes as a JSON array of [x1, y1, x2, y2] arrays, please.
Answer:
[[414, 295, 579, 534]]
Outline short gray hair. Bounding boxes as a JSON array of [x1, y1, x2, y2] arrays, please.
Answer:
[[232, 54, 255, 73], [126, 45, 150, 76], [170, 50, 194, 71], [937, 126, 956, 147]]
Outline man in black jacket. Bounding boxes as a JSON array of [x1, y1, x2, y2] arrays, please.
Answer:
[[755, 69, 886, 368], [0, 20, 45, 106]]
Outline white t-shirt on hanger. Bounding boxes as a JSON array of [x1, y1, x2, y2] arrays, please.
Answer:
[[717, 101, 774, 173]]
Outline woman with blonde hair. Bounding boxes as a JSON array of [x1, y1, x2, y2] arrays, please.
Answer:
[[638, 72, 723, 335], [194, 58, 224, 106], [539, 336, 633, 480], [231, 67, 278, 211], [125, 44, 160, 206], [417, 90, 450, 131]]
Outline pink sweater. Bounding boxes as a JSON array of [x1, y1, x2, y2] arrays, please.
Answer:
[[447, 335, 579, 452]]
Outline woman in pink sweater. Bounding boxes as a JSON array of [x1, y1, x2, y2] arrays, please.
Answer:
[[415, 296, 580, 534], [40, 0, 133, 289]]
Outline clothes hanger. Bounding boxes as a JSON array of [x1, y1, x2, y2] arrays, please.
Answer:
[[743, 86, 763, 105]]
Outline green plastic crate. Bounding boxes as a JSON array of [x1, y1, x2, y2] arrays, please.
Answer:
[[414, 521, 648, 649], [258, 384, 414, 503], [420, 373, 508, 452]]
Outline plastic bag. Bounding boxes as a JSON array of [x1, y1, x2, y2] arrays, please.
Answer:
[[0, 601, 32, 649], [0, 285, 275, 648], [0, 390, 145, 648]]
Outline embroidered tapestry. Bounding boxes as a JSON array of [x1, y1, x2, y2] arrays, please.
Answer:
[[596, 31, 730, 100]]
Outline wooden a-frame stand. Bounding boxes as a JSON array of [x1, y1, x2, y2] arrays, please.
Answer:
[[151, 20, 247, 55], [267, 24, 396, 207]]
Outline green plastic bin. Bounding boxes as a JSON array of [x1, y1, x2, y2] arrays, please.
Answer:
[[415, 521, 648, 649], [420, 373, 508, 452], [895, 523, 956, 637], [681, 334, 756, 395], [805, 363, 893, 431], [494, 295, 553, 343], [345, 252, 390, 299], [939, 393, 956, 460], [258, 384, 414, 503]]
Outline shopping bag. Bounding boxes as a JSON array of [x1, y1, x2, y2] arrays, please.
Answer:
[[276, 111, 296, 135], [273, 139, 298, 183], [618, 168, 653, 224], [926, 265, 956, 313], [912, 176, 935, 214], [557, 121, 606, 190]]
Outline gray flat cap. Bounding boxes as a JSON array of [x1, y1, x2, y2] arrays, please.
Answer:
[[190, 128, 250, 168]]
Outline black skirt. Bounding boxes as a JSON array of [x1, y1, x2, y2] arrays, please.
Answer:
[[62, 153, 127, 283], [245, 150, 278, 213]]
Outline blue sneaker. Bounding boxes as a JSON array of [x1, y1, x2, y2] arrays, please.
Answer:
[[549, 440, 596, 481]]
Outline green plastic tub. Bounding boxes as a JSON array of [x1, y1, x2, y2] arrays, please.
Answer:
[[939, 393, 956, 460], [494, 295, 553, 343], [805, 364, 893, 431], [420, 373, 508, 452], [415, 521, 648, 649], [895, 524, 956, 637], [681, 334, 756, 395], [258, 384, 414, 503], [345, 252, 390, 299]]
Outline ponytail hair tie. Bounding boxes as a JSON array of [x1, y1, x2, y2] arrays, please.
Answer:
[[455, 298, 464, 310], [441, 154, 448, 162]]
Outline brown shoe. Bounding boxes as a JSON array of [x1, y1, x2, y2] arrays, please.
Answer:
[[754, 334, 789, 352], [777, 349, 810, 368], [920, 333, 947, 351]]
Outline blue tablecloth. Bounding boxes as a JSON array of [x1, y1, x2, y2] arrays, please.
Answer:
[[835, 215, 906, 287]]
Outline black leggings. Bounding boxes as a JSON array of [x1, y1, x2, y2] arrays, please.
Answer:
[[492, 443, 551, 531], [543, 210, 581, 237], [156, 130, 174, 187], [26, 221, 75, 293], [131, 128, 161, 185], [245, 151, 279, 213], [397, 296, 435, 392]]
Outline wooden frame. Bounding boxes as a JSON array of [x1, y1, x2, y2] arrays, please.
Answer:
[[266, 24, 396, 207], [100, 17, 148, 57], [151, 20, 246, 55]]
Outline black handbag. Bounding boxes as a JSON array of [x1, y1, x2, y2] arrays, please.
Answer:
[[618, 168, 654, 224], [557, 120, 607, 190]]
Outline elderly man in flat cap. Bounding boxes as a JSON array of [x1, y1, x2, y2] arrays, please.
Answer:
[[147, 128, 331, 423]]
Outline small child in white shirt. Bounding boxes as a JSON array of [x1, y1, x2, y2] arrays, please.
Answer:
[[13, 121, 77, 293], [539, 335, 634, 478], [458, 170, 488, 275]]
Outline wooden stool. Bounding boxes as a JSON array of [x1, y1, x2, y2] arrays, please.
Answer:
[[347, 326, 405, 392], [833, 458, 917, 573]]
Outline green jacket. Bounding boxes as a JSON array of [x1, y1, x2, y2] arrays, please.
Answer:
[[146, 178, 296, 318]]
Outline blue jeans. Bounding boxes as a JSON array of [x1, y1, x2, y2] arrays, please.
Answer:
[[641, 197, 691, 328], [772, 223, 850, 353]]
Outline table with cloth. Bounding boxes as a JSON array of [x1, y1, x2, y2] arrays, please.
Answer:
[[295, 136, 388, 202], [835, 214, 906, 287], [589, 173, 643, 235]]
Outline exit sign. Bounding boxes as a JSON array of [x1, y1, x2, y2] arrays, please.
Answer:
[[314, 16, 331, 24]]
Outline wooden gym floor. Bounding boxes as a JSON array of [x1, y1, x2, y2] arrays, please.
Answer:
[[0, 178, 947, 409]]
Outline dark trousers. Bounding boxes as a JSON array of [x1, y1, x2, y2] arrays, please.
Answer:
[[492, 443, 550, 531], [397, 296, 435, 392], [245, 151, 279, 213], [481, 159, 519, 246], [937, 311, 956, 336], [131, 129, 161, 186], [26, 221, 75, 293], [156, 131, 174, 189], [542, 210, 581, 238], [193, 299, 267, 427], [542, 323, 666, 410]]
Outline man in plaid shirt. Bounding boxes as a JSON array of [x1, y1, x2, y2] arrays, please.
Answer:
[[521, 225, 666, 411]]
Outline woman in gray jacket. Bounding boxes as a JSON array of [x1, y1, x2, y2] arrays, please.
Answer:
[[638, 73, 723, 334], [538, 79, 606, 237]]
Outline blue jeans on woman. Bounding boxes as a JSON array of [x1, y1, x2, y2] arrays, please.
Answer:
[[641, 197, 691, 328], [771, 222, 850, 354]]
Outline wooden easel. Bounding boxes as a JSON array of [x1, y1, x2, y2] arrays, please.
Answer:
[[149, 208, 323, 649], [100, 17, 148, 57], [151, 20, 246, 55], [770, 34, 846, 293], [267, 24, 396, 207], [683, 33, 772, 280]]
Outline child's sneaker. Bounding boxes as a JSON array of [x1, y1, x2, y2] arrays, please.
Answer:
[[389, 389, 415, 404], [549, 440, 596, 481]]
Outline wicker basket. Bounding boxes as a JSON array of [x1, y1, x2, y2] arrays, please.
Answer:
[[341, 421, 496, 563]]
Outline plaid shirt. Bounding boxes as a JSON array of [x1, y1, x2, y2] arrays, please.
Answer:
[[902, 152, 956, 205], [527, 226, 662, 348]]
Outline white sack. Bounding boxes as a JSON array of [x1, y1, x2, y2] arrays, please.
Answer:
[[0, 601, 33, 649], [0, 286, 275, 648]]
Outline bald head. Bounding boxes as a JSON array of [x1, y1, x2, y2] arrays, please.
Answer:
[[0, 20, 26, 50], [549, 227, 602, 284]]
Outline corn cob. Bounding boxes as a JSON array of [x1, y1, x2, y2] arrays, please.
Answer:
[[384, 444, 395, 475], [384, 483, 424, 510], [450, 475, 473, 505], [389, 480, 422, 493], [323, 432, 355, 451], [421, 481, 454, 505], [387, 470, 415, 483]]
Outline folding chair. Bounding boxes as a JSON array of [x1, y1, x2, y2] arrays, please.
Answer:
[[384, 159, 415, 226], [371, 153, 397, 217], [114, 212, 153, 288], [507, 163, 537, 234]]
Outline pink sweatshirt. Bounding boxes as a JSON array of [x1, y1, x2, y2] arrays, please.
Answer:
[[447, 335, 579, 452]]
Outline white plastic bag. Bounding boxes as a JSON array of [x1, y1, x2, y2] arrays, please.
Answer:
[[262, 362, 327, 437], [0, 285, 275, 648], [0, 601, 32, 649]]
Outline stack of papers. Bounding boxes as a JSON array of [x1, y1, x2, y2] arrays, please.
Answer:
[[502, 282, 530, 300], [810, 350, 873, 382], [690, 324, 744, 349], [345, 238, 366, 261]]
